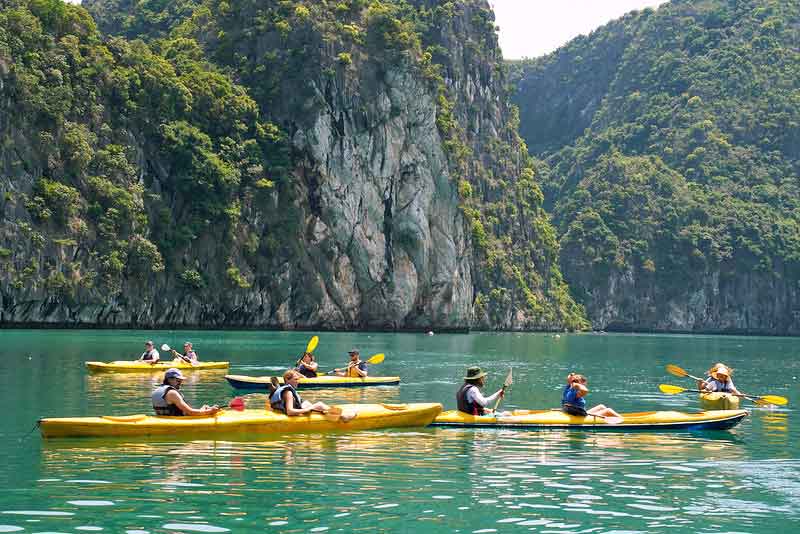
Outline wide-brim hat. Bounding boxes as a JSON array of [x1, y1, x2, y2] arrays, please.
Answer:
[[464, 366, 487, 380], [712, 366, 731, 379]]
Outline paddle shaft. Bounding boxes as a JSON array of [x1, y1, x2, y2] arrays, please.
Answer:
[[673, 387, 767, 404]]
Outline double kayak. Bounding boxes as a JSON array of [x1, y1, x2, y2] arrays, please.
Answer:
[[225, 374, 401, 389], [86, 361, 230, 373], [699, 392, 741, 410], [431, 409, 747, 431], [39, 403, 442, 439]]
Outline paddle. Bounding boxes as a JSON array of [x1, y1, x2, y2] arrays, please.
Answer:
[[295, 336, 320, 368], [492, 368, 513, 412], [161, 343, 192, 364], [665, 364, 705, 382], [326, 353, 385, 375], [659, 384, 788, 406]]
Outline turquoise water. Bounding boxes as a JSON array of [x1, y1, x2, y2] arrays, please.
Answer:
[[0, 330, 797, 533]]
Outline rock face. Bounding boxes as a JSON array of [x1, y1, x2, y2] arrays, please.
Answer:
[[512, 0, 800, 335], [0, 0, 585, 330]]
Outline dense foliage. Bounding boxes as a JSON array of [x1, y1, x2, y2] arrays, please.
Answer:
[[1, 0, 586, 329], [512, 0, 800, 332]]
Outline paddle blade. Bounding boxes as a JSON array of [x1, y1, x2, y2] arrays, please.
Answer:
[[229, 397, 245, 411], [659, 384, 687, 395], [758, 395, 788, 406], [306, 336, 319, 354], [665, 364, 689, 378], [367, 353, 385, 364], [161, 344, 171, 351], [502, 368, 513, 388]]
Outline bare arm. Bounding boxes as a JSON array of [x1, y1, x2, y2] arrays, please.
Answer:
[[573, 383, 589, 398], [165, 390, 219, 416], [283, 390, 310, 416]]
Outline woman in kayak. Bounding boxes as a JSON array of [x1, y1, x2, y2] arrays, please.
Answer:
[[295, 352, 318, 378], [562, 373, 622, 420], [169, 341, 198, 364], [139, 340, 160, 363], [698, 364, 742, 395], [270, 370, 332, 416], [456, 366, 504, 416], [151, 368, 220, 416]]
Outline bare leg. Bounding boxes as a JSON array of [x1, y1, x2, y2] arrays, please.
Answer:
[[588, 405, 622, 419]]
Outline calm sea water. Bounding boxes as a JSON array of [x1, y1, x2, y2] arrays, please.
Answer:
[[0, 330, 797, 533]]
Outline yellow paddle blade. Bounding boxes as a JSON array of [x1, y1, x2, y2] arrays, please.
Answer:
[[306, 336, 319, 354], [665, 364, 689, 378], [758, 395, 788, 406], [367, 353, 385, 364], [659, 384, 687, 395]]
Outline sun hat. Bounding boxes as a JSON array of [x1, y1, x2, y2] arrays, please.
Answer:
[[464, 366, 487, 380], [164, 368, 185, 381], [145, 340, 154, 346], [712, 365, 731, 379]]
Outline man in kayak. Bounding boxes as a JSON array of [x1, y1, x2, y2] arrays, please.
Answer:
[[270, 370, 336, 416], [562, 373, 622, 420], [139, 340, 160, 363], [456, 366, 504, 415], [698, 364, 742, 395], [295, 352, 318, 378], [169, 341, 198, 364], [334, 349, 368, 377], [152, 368, 220, 417]]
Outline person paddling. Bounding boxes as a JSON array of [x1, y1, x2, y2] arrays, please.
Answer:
[[151, 368, 220, 417], [270, 370, 333, 416], [562, 373, 622, 421], [295, 352, 318, 378], [334, 349, 368, 377], [698, 364, 742, 395], [170, 341, 198, 364], [456, 366, 505, 416], [139, 340, 160, 364]]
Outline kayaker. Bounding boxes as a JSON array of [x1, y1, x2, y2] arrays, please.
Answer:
[[170, 341, 198, 364], [270, 370, 332, 416], [295, 352, 318, 378], [698, 364, 742, 395], [456, 366, 504, 416], [562, 373, 622, 420], [139, 340, 160, 363], [151, 368, 220, 417], [334, 349, 368, 377]]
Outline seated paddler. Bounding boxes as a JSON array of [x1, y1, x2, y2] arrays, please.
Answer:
[[295, 351, 318, 378], [698, 363, 741, 395], [456, 366, 504, 416], [152, 368, 220, 417], [270, 370, 332, 416]]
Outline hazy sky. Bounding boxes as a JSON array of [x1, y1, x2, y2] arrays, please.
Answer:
[[490, 0, 668, 59]]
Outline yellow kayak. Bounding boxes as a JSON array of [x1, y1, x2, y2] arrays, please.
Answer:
[[39, 403, 442, 439], [431, 409, 747, 431], [225, 374, 400, 389], [699, 392, 741, 410], [86, 360, 230, 373]]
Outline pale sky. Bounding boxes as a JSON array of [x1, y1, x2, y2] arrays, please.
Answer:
[[490, 1, 668, 59]]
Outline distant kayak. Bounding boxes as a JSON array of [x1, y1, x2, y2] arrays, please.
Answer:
[[430, 409, 747, 431], [699, 392, 741, 411], [86, 361, 230, 373], [39, 403, 442, 439], [225, 374, 401, 389]]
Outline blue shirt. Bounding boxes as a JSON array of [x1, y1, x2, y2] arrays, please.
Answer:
[[562, 385, 586, 409]]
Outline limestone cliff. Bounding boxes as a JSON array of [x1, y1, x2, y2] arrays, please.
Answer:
[[0, 0, 586, 330]]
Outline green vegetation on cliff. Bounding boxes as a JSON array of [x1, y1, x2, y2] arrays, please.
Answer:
[[1, 0, 586, 330], [512, 0, 800, 333]]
